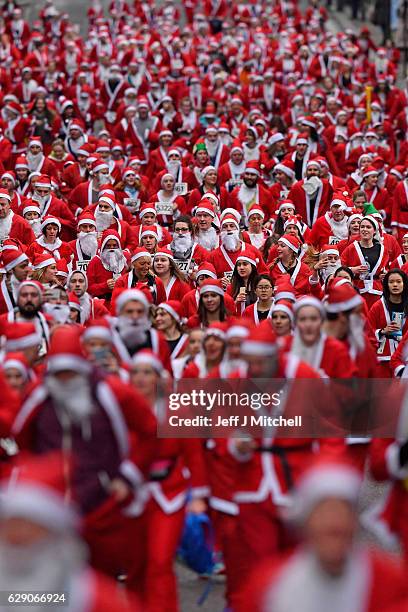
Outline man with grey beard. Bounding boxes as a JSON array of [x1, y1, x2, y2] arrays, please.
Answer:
[[86, 230, 127, 304], [0, 453, 141, 611], [11, 325, 157, 587]]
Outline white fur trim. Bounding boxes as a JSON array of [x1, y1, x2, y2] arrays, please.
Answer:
[[115, 289, 149, 314]]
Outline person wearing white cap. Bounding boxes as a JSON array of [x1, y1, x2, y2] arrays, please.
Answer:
[[25, 138, 58, 178], [67, 269, 109, 324], [239, 461, 408, 612]]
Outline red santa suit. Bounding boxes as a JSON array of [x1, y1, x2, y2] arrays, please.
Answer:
[[341, 240, 388, 309], [287, 179, 333, 228], [0, 209, 35, 248], [229, 182, 274, 222], [368, 297, 408, 376], [269, 258, 323, 299], [208, 241, 268, 281], [113, 269, 167, 306], [309, 210, 350, 249]]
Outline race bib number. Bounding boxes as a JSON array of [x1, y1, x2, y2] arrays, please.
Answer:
[[124, 197, 141, 212], [155, 201, 174, 216], [229, 179, 243, 188], [223, 271, 233, 283], [76, 260, 89, 272], [174, 182, 188, 195], [174, 259, 190, 273], [171, 58, 183, 70], [328, 236, 340, 245]]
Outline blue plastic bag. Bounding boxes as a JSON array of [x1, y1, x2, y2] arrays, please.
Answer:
[[178, 512, 215, 575]]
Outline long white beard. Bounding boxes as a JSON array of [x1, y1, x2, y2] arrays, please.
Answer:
[[78, 231, 98, 257], [321, 261, 341, 282], [95, 210, 113, 232], [328, 217, 349, 241], [0, 536, 84, 609], [9, 273, 20, 301], [172, 233, 193, 253], [42, 303, 71, 324], [0, 213, 13, 240], [31, 193, 50, 214], [219, 134, 232, 147], [117, 315, 150, 349], [26, 151, 43, 171], [205, 139, 219, 157], [79, 293, 92, 323], [45, 374, 94, 424], [196, 227, 218, 250], [100, 248, 126, 274], [167, 160, 181, 179], [29, 218, 42, 237], [349, 313, 366, 353], [221, 229, 240, 251], [291, 329, 321, 367]]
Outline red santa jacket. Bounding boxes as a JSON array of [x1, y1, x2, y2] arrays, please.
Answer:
[[208, 242, 268, 280], [180, 287, 236, 318], [86, 255, 126, 305], [269, 260, 323, 299], [26, 238, 73, 263], [282, 333, 357, 378], [37, 195, 76, 241], [229, 183, 274, 221], [113, 271, 166, 306], [368, 297, 408, 363], [309, 212, 349, 249], [287, 179, 333, 228], [341, 241, 388, 301], [391, 180, 408, 241], [4, 211, 36, 247]]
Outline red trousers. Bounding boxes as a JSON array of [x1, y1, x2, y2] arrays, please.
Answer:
[[127, 499, 186, 612], [211, 510, 243, 609]]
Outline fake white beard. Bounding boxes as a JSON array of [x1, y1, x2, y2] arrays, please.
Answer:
[[0, 536, 84, 608], [29, 218, 42, 237], [329, 217, 349, 241], [45, 374, 94, 424], [79, 292, 92, 323], [205, 138, 219, 157], [238, 182, 257, 204], [9, 273, 21, 301], [196, 226, 218, 250], [78, 231, 98, 257], [172, 232, 193, 252], [291, 329, 321, 367], [321, 261, 341, 282], [221, 229, 240, 251], [42, 303, 71, 324], [95, 210, 113, 232], [348, 312, 366, 353], [219, 134, 232, 147], [26, 151, 43, 171], [0, 213, 13, 240], [167, 160, 181, 179], [117, 315, 150, 349], [101, 248, 126, 274], [32, 193, 50, 213]]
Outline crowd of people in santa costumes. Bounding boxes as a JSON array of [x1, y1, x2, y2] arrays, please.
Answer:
[[1, 0, 408, 610]]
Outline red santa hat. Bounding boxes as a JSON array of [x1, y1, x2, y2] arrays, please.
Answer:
[[221, 214, 240, 229], [196, 262, 217, 280], [5, 322, 41, 351], [306, 159, 321, 169], [122, 167, 136, 179], [244, 160, 260, 176], [158, 300, 183, 323], [140, 226, 158, 240], [268, 132, 285, 145], [290, 461, 361, 523], [3, 352, 30, 381], [96, 140, 110, 153], [247, 206, 265, 219], [271, 299, 294, 324], [153, 247, 174, 262], [236, 250, 258, 267], [294, 295, 325, 318], [98, 195, 116, 210], [278, 234, 300, 253], [362, 165, 378, 179], [28, 137, 43, 150], [82, 318, 112, 344], [201, 165, 217, 179], [199, 279, 224, 297], [56, 259, 69, 279], [92, 158, 109, 174], [220, 208, 241, 224], [40, 215, 61, 232], [35, 174, 52, 189], [139, 205, 157, 219], [274, 278, 296, 302], [131, 247, 151, 263], [15, 156, 29, 169], [242, 324, 278, 357], [47, 325, 91, 373], [329, 196, 348, 211], [131, 349, 167, 377], [283, 215, 303, 233], [325, 281, 363, 314], [115, 288, 150, 315], [77, 212, 96, 228], [5, 100, 22, 115], [196, 201, 216, 218], [100, 229, 121, 251], [347, 213, 363, 227], [296, 132, 309, 145], [1, 171, 16, 185], [273, 159, 295, 179], [2, 248, 27, 272], [68, 118, 85, 133], [275, 199, 296, 215], [15, 279, 43, 300], [321, 244, 340, 257], [204, 321, 228, 341], [76, 142, 95, 157], [0, 452, 79, 533], [33, 253, 56, 270], [0, 188, 11, 202], [22, 203, 41, 216], [67, 292, 81, 312]]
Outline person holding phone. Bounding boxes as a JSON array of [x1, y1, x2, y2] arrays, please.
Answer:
[[227, 251, 259, 316]]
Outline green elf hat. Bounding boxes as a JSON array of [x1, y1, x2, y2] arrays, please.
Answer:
[[363, 202, 379, 216], [193, 141, 207, 155]]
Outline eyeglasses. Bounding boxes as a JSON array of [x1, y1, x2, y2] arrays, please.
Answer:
[[174, 227, 190, 233], [256, 285, 272, 291]]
